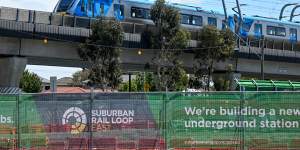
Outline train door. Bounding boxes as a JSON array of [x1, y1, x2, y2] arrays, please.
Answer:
[[254, 23, 262, 38], [290, 28, 297, 42], [78, 0, 96, 17], [114, 4, 125, 20]]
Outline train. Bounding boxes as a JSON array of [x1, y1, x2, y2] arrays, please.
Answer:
[[54, 0, 299, 43]]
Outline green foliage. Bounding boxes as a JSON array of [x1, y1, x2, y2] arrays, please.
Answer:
[[151, 0, 180, 40], [195, 26, 234, 63], [118, 72, 157, 92], [175, 71, 189, 91], [78, 19, 123, 90], [19, 70, 42, 93], [72, 69, 90, 86], [149, 0, 190, 91], [119, 80, 138, 92], [144, 72, 156, 91], [135, 73, 144, 91], [214, 77, 230, 91], [194, 26, 235, 90], [188, 77, 203, 89]]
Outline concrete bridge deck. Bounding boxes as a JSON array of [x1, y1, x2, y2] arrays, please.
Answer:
[[1, 6, 300, 90]]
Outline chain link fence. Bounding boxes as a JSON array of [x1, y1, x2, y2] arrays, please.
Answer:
[[0, 92, 299, 150]]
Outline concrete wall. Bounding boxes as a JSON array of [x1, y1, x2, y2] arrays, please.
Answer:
[[1, 36, 300, 80]]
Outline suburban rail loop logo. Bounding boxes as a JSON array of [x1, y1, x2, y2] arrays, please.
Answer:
[[62, 107, 87, 134]]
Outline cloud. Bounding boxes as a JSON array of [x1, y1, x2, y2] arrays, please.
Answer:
[[0, 0, 59, 11], [26, 65, 82, 80]]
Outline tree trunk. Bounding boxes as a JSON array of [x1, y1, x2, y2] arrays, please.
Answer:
[[207, 61, 214, 91]]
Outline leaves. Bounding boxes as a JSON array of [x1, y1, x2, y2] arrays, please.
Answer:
[[72, 69, 90, 86], [19, 70, 42, 93], [149, 0, 190, 91], [78, 19, 123, 90], [194, 26, 236, 90], [195, 26, 235, 64]]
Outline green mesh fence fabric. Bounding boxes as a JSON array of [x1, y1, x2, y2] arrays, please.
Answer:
[[0, 92, 299, 150]]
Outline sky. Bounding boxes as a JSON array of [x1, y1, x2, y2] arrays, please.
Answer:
[[0, 0, 300, 79]]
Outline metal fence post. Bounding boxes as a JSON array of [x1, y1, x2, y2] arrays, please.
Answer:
[[164, 91, 168, 150], [17, 92, 21, 149], [240, 90, 246, 150], [89, 87, 94, 150]]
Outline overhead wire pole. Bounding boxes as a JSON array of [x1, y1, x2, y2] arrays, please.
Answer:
[[231, 0, 246, 149], [235, 0, 243, 34], [279, 3, 298, 20], [230, 0, 245, 81], [233, 1, 254, 148], [222, 0, 228, 22], [232, 0, 245, 47], [290, 5, 300, 21]]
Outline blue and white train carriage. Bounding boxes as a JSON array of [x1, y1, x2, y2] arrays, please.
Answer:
[[53, 0, 225, 30], [54, 0, 300, 43], [230, 16, 299, 42]]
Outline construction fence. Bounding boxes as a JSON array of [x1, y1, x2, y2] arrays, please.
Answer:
[[0, 92, 299, 150]]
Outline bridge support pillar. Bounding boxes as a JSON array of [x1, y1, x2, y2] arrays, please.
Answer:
[[0, 57, 27, 93]]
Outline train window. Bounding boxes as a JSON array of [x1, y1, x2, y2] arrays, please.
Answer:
[[57, 0, 74, 12], [81, 0, 85, 12], [254, 24, 262, 36], [290, 28, 297, 41], [208, 17, 217, 27], [114, 4, 124, 19], [267, 26, 286, 36], [267, 26, 276, 35], [131, 7, 151, 19], [193, 16, 203, 26], [144, 9, 151, 19], [87, 0, 92, 11], [242, 22, 252, 32], [181, 14, 191, 25], [276, 27, 286, 36], [131, 7, 142, 18], [120, 5, 125, 17], [222, 20, 226, 30], [100, 3, 104, 15]]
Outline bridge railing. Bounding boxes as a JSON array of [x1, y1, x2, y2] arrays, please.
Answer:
[[0, 7, 144, 45], [239, 46, 300, 59], [0, 7, 89, 28], [1, 6, 300, 59]]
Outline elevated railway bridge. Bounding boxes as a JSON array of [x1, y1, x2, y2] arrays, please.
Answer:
[[0, 7, 300, 90]]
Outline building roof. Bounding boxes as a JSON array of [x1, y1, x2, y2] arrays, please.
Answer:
[[39, 76, 50, 84], [42, 87, 113, 93], [57, 77, 73, 86], [43, 87, 87, 93]]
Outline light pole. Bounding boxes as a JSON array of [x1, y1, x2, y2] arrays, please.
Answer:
[[261, 36, 265, 80], [129, 72, 132, 92], [222, 0, 228, 22]]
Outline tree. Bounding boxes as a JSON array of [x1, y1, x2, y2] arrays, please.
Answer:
[[118, 72, 157, 92], [194, 26, 235, 90], [119, 80, 138, 92], [135, 72, 157, 92], [78, 19, 123, 90], [72, 69, 90, 86], [149, 0, 190, 91], [144, 72, 156, 91], [19, 70, 42, 93], [135, 73, 145, 91]]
